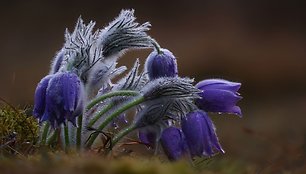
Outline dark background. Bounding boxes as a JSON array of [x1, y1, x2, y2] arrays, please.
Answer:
[[1, 0, 306, 172]]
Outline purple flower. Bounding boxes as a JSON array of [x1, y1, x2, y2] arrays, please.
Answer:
[[145, 48, 178, 80], [195, 79, 242, 117], [181, 110, 224, 157], [160, 127, 187, 161], [33, 72, 84, 127]]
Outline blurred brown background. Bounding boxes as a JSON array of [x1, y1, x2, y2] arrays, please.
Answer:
[[1, 0, 306, 172]]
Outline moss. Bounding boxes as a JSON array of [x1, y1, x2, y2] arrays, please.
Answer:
[[0, 104, 39, 156], [0, 152, 263, 174]]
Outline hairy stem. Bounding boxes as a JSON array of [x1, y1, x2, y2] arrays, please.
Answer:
[[151, 38, 163, 54], [85, 96, 145, 148], [111, 124, 137, 149], [76, 115, 83, 150], [64, 125, 70, 152], [47, 129, 59, 146], [87, 103, 115, 128], [86, 90, 139, 111], [40, 122, 50, 145]]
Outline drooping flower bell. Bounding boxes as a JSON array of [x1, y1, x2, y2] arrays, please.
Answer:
[[181, 110, 224, 157], [195, 79, 242, 117], [33, 72, 84, 128], [145, 48, 178, 80], [160, 127, 187, 161]]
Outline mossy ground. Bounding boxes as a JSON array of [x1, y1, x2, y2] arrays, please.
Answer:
[[0, 103, 38, 157], [0, 104, 305, 174], [0, 152, 254, 174]]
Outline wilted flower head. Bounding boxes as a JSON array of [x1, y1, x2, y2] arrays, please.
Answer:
[[145, 48, 178, 80], [160, 127, 187, 161], [98, 9, 153, 58], [141, 77, 200, 101], [181, 110, 224, 157], [33, 72, 84, 127], [195, 79, 242, 117]]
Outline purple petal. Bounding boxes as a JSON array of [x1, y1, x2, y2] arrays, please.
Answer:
[[138, 129, 157, 148], [202, 113, 225, 154], [196, 79, 241, 92], [33, 75, 53, 119], [181, 111, 206, 156], [160, 127, 186, 161], [196, 89, 242, 116], [45, 74, 65, 126], [40, 108, 50, 122], [62, 72, 81, 112], [182, 110, 224, 157], [145, 48, 178, 80], [228, 106, 242, 117]]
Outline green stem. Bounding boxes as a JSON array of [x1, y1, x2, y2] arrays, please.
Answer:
[[40, 122, 50, 146], [47, 129, 59, 146], [151, 39, 163, 54], [85, 96, 145, 148], [86, 90, 139, 111], [64, 125, 70, 152], [76, 115, 83, 150], [111, 124, 137, 148], [87, 103, 114, 128]]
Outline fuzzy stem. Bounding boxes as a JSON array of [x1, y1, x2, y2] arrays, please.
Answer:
[[40, 122, 50, 146], [151, 39, 163, 54], [76, 115, 83, 150], [87, 103, 115, 128], [64, 125, 70, 152], [85, 96, 145, 148], [47, 129, 59, 146], [111, 124, 137, 149], [86, 90, 139, 111]]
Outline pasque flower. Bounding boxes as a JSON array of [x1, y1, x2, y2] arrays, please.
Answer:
[[181, 110, 224, 157], [33, 72, 84, 127], [145, 48, 178, 80], [32, 9, 243, 156], [195, 79, 242, 117]]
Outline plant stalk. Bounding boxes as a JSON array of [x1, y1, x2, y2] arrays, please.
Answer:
[[86, 90, 139, 111], [76, 115, 83, 150], [64, 125, 70, 152], [87, 103, 114, 128], [85, 96, 145, 148], [40, 122, 50, 145], [111, 124, 137, 149]]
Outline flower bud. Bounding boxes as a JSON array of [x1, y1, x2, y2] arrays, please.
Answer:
[[145, 48, 178, 80]]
